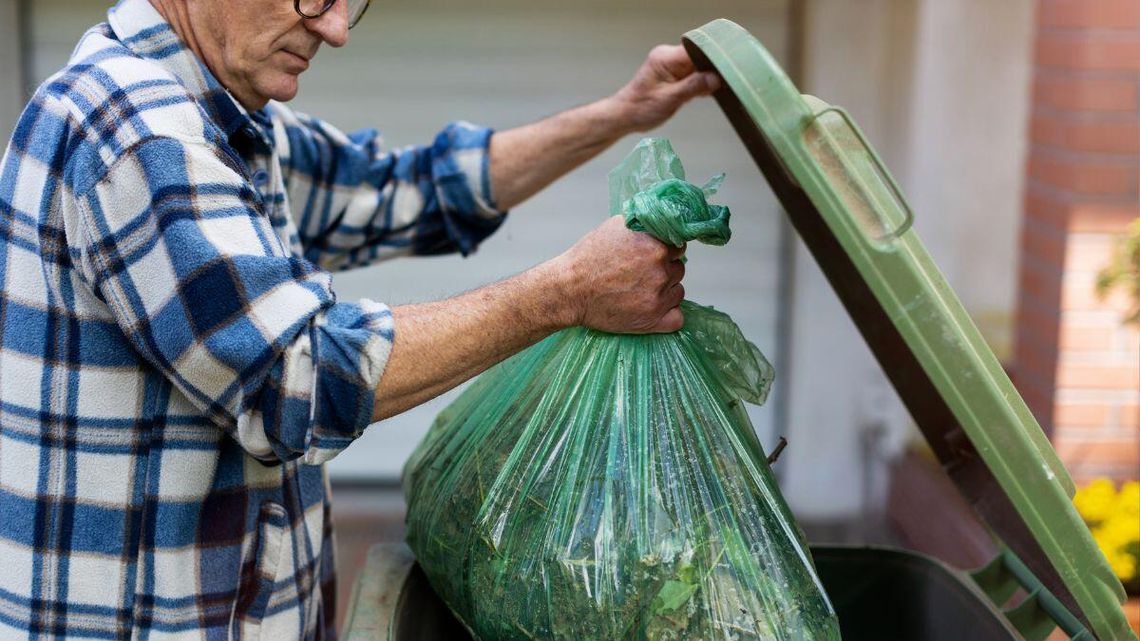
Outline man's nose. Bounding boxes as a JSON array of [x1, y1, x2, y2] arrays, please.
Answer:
[[304, 0, 349, 47]]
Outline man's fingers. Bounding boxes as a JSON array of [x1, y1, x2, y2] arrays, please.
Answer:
[[666, 242, 687, 261], [701, 71, 723, 93], [650, 305, 685, 334], [653, 44, 695, 79], [663, 260, 686, 290], [672, 70, 720, 100]]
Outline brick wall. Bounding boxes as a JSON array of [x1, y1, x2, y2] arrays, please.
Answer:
[[1015, 0, 1140, 483]]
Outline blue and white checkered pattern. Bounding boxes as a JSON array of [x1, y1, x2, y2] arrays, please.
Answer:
[[0, 0, 505, 638]]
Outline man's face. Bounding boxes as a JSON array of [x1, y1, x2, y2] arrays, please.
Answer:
[[191, 0, 349, 109]]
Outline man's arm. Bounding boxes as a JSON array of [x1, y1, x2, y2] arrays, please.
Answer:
[[373, 217, 686, 420], [488, 45, 720, 210], [371, 45, 712, 421], [273, 110, 505, 271]]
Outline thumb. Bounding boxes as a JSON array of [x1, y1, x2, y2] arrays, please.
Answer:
[[649, 306, 685, 334], [672, 70, 721, 101]]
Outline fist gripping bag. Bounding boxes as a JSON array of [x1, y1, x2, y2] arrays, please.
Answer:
[[403, 139, 841, 641]]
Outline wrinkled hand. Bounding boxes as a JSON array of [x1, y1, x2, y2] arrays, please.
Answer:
[[609, 44, 721, 134], [554, 216, 686, 334]]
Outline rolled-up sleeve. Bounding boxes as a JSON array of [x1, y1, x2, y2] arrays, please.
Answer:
[[76, 135, 391, 464], [270, 104, 507, 271]]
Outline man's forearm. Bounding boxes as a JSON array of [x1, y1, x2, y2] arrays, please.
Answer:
[[371, 216, 686, 422], [488, 98, 631, 211], [486, 45, 719, 211], [373, 46, 715, 421], [372, 258, 575, 421]]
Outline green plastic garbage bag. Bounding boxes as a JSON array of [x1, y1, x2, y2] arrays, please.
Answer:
[[403, 139, 841, 641]]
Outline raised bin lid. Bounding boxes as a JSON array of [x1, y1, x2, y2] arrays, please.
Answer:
[[682, 18, 1133, 641]]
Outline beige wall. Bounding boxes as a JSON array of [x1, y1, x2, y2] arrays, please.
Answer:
[[905, 0, 1035, 352], [0, 0, 27, 137], [780, 0, 1035, 520]]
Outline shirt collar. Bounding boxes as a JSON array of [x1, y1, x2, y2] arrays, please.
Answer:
[[106, 0, 259, 141]]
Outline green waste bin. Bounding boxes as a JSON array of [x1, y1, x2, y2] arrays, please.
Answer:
[[343, 19, 1136, 641], [343, 543, 1036, 641]]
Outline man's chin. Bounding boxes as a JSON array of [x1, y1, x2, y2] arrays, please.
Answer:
[[256, 74, 302, 105]]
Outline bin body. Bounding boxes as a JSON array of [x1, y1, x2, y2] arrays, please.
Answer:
[[811, 547, 1019, 641], [346, 544, 1022, 641]]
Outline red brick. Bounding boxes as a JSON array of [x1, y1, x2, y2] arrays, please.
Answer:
[[1020, 306, 1059, 337], [1022, 2, 1140, 479], [1055, 401, 1112, 427], [1024, 186, 1074, 228], [1025, 384, 1055, 412], [1039, 0, 1140, 29], [1122, 403, 1140, 427], [1067, 203, 1140, 232], [1018, 339, 1059, 377], [1067, 230, 1117, 255], [1059, 283, 1100, 311], [1019, 309, 1048, 343], [1021, 257, 1053, 296], [1035, 33, 1140, 71], [1070, 120, 1140, 154], [1014, 332, 1061, 388], [1123, 326, 1140, 352], [1055, 436, 1140, 467], [1056, 362, 1140, 388], [1031, 114, 1140, 154], [1021, 386, 1057, 430], [1069, 462, 1140, 484], [1020, 260, 1064, 303], [1028, 150, 1139, 195], [1061, 282, 1136, 310], [1029, 115, 1061, 147], [1013, 346, 1056, 383], [1060, 324, 1117, 350], [1022, 220, 1068, 265], [1033, 75, 1139, 112]]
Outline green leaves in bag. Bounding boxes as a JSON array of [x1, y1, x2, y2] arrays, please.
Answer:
[[403, 139, 840, 641]]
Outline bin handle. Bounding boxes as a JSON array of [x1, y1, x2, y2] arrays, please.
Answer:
[[804, 106, 916, 244], [971, 549, 1095, 641]]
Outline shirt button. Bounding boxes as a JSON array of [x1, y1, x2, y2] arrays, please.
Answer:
[[253, 169, 269, 186]]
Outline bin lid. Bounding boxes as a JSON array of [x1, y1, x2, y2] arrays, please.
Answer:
[[682, 18, 1133, 641]]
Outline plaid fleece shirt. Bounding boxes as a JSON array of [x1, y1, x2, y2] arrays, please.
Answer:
[[0, 0, 505, 638]]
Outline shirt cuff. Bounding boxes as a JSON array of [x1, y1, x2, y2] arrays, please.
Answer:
[[302, 298, 394, 465], [429, 121, 508, 256]]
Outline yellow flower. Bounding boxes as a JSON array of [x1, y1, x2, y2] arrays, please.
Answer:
[[1109, 517, 1138, 548], [1108, 550, 1137, 583], [1074, 478, 1119, 526], [1118, 481, 1139, 516], [1075, 478, 1140, 587]]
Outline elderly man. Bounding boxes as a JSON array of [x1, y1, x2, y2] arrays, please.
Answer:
[[0, 0, 718, 638]]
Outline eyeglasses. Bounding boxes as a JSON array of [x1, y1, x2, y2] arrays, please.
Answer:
[[295, 0, 370, 29]]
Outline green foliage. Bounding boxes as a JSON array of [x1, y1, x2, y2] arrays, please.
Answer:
[[1096, 218, 1140, 325], [652, 580, 699, 615]]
